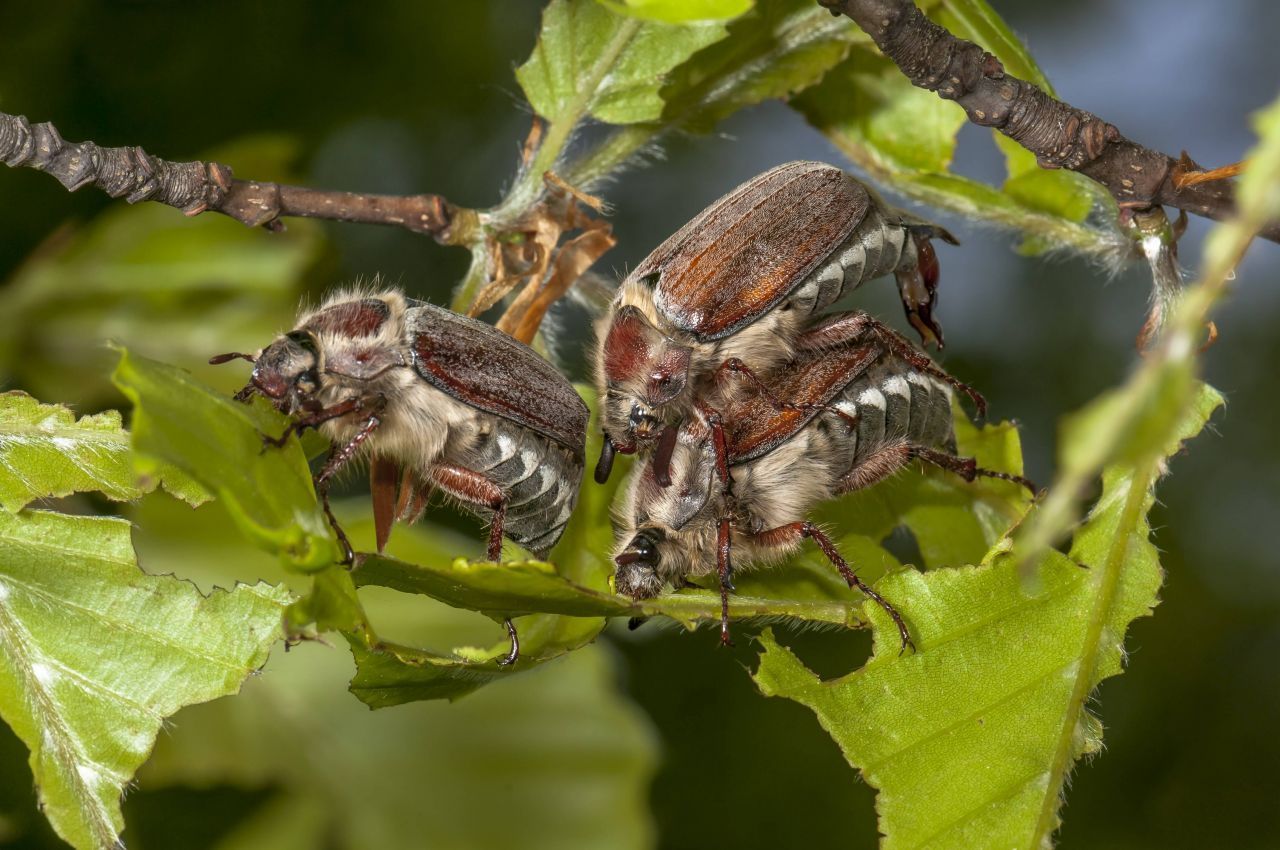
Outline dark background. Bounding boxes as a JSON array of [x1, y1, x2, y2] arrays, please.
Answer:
[[1, 1, 1278, 847]]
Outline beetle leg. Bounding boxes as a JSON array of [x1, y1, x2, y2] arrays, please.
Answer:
[[749, 521, 913, 654], [717, 516, 734, 647], [797, 313, 986, 418], [428, 463, 508, 561], [652, 425, 679, 488], [834, 441, 1036, 495], [895, 228, 947, 350], [318, 485, 355, 566], [499, 618, 520, 667], [694, 404, 733, 496], [263, 396, 368, 450], [909, 446, 1038, 494], [309, 411, 385, 565], [427, 462, 518, 666]]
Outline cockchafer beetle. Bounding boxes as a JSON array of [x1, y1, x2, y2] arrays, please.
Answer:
[[611, 314, 1030, 649], [212, 288, 589, 665], [593, 161, 958, 485]]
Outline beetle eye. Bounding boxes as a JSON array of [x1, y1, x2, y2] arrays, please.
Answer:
[[285, 331, 318, 355]]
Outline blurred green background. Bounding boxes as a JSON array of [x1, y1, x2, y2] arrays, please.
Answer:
[[2, 1, 1279, 848]]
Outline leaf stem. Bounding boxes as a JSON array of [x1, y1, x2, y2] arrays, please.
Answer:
[[1030, 457, 1155, 845], [495, 17, 644, 223]]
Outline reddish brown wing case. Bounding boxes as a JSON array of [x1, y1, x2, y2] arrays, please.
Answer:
[[726, 343, 881, 464], [406, 303, 589, 460], [640, 161, 871, 342]]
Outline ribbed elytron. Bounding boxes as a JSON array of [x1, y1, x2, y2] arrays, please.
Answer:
[[212, 289, 589, 665], [612, 314, 1031, 648], [594, 160, 958, 485]]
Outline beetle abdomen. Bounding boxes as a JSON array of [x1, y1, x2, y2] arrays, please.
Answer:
[[467, 418, 582, 557], [825, 360, 957, 471], [786, 206, 911, 319]]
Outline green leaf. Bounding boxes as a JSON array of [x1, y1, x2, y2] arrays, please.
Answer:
[[562, 0, 863, 189], [595, 0, 752, 23], [0, 390, 207, 512], [753, 384, 1221, 849], [793, 1, 1118, 256], [112, 348, 337, 571], [140, 640, 656, 850], [0, 136, 322, 409], [934, 0, 1112, 223], [127, 487, 657, 849], [353, 554, 632, 619], [517, 0, 734, 127], [0, 508, 288, 850], [658, 0, 860, 133]]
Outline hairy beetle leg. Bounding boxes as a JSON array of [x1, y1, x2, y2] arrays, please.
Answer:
[[750, 521, 914, 654], [910, 446, 1038, 495], [428, 463, 509, 562]]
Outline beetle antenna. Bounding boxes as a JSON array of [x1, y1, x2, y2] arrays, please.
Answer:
[[209, 352, 256, 365]]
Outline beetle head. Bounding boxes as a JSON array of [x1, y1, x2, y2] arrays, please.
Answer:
[[614, 526, 666, 600], [598, 305, 692, 475], [251, 330, 322, 413]]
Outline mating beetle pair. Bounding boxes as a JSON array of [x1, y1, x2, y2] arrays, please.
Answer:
[[595, 161, 1026, 648], [217, 160, 1022, 660]]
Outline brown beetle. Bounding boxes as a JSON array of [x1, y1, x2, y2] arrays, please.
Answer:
[[213, 289, 589, 665], [593, 161, 957, 483], [612, 315, 1029, 648]]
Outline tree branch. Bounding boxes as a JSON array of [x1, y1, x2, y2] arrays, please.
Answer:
[[818, 0, 1280, 244], [0, 111, 473, 243]]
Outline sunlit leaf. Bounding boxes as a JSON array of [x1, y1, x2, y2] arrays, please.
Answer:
[[754, 383, 1221, 849], [595, 0, 752, 23], [0, 508, 287, 850], [112, 348, 337, 571], [563, 0, 864, 188], [659, 0, 860, 133], [517, 0, 733, 126], [129, 494, 657, 850], [0, 390, 206, 512]]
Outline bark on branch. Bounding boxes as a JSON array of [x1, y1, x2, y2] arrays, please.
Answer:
[[0, 111, 470, 242], [819, 0, 1280, 243]]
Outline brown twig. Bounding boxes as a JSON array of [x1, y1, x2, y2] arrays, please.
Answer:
[[0, 111, 473, 243], [817, 0, 1280, 244]]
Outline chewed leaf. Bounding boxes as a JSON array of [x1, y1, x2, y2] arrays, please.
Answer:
[[517, 0, 733, 126], [754, 384, 1221, 848], [0, 508, 288, 850], [112, 348, 338, 571], [0, 391, 207, 512]]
